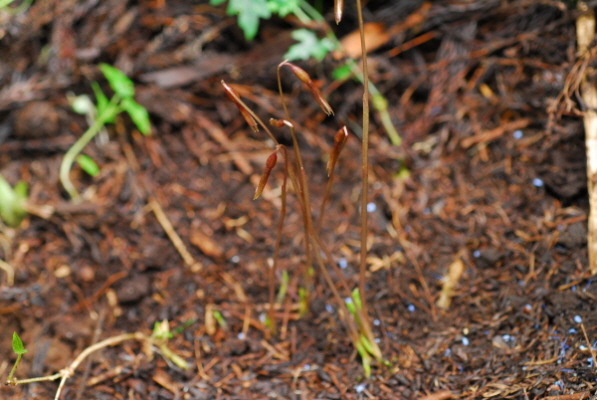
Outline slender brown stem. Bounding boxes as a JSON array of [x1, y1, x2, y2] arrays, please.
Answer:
[[267, 146, 289, 335], [276, 64, 315, 302], [355, 0, 371, 327]]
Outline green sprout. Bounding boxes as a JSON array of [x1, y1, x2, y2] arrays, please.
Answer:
[[276, 269, 289, 304], [7, 332, 27, 385], [60, 63, 151, 200], [345, 289, 384, 377], [212, 310, 228, 330], [151, 320, 189, 370], [0, 175, 28, 228]]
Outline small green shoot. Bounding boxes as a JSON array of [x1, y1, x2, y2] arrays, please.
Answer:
[[212, 310, 228, 330], [0, 175, 28, 228], [152, 320, 174, 340], [7, 332, 27, 384], [172, 319, 196, 336], [151, 320, 189, 370], [346, 289, 383, 377], [61, 63, 151, 200], [276, 270, 290, 304], [298, 286, 309, 316]]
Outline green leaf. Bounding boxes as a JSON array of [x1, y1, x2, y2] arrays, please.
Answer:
[[267, 0, 300, 17], [121, 97, 151, 135], [99, 64, 135, 98], [209, 0, 226, 5], [284, 29, 336, 61], [351, 287, 362, 310], [0, 175, 27, 228], [345, 296, 356, 316], [12, 332, 27, 355], [226, 0, 271, 40], [91, 81, 114, 122], [212, 310, 228, 329], [76, 155, 100, 177], [355, 340, 371, 378], [332, 64, 353, 81], [152, 320, 173, 340]]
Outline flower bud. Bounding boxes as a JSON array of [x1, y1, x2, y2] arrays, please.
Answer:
[[221, 80, 258, 132], [254, 151, 278, 200], [327, 126, 348, 176]]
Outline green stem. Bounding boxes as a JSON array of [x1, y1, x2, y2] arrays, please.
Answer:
[[59, 95, 121, 200], [6, 353, 22, 383]]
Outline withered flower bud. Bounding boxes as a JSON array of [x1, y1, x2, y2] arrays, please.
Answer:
[[327, 126, 349, 176], [221, 80, 259, 132], [254, 151, 278, 200], [282, 62, 334, 116]]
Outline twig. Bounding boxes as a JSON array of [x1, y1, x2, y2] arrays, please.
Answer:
[[148, 196, 201, 271]]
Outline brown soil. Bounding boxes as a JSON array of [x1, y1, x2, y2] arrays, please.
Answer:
[[0, 1, 595, 399]]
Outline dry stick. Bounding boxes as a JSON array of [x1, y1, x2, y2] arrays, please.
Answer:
[[148, 196, 201, 271], [577, 2, 597, 274], [0, 258, 15, 286], [116, 126, 201, 272], [580, 322, 597, 371]]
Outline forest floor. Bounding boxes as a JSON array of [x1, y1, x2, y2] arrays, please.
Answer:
[[0, 1, 595, 399]]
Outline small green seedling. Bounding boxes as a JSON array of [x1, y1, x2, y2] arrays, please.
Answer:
[[151, 320, 189, 370], [0, 175, 28, 228], [6, 332, 27, 385], [61, 63, 151, 200], [345, 289, 382, 377], [212, 310, 228, 330]]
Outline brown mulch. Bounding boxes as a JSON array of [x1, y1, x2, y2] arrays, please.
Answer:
[[1, 1, 596, 399]]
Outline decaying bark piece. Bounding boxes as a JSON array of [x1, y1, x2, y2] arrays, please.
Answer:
[[577, 2, 597, 274]]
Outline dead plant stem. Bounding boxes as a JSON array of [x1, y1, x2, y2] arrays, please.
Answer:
[[355, 0, 371, 328]]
